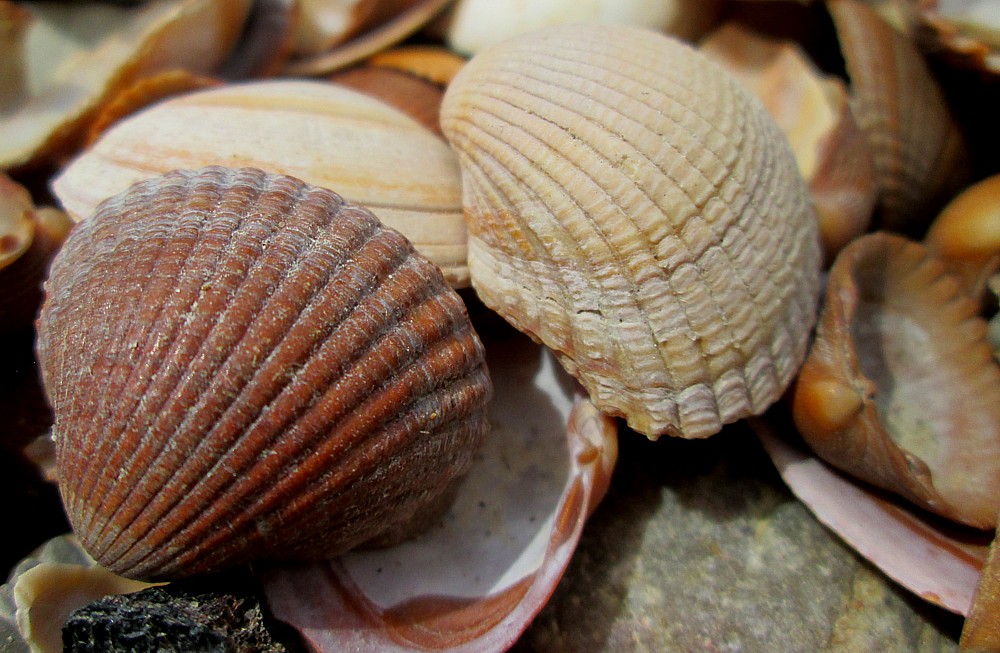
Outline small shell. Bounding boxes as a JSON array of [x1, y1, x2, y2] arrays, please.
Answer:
[[792, 231, 1000, 529], [924, 172, 1000, 296], [700, 22, 876, 263], [827, 0, 972, 233], [0, 173, 73, 334], [36, 166, 492, 580], [442, 0, 723, 56], [441, 24, 822, 439], [52, 79, 469, 287], [366, 44, 467, 85]]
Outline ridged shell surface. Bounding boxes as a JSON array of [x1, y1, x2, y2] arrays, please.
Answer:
[[441, 24, 821, 439], [36, 166, 492, 580]]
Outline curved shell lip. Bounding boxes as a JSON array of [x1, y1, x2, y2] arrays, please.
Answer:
[[0, 173, 35, 269], [791, 231, 1000, 530], [826, 0, 972, 233]]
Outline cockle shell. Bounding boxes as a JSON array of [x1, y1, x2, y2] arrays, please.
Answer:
[[791, 231, 1000, 529], [51, 79, 470, 287], [36, 166, 492, 580], [827, 0, 971, 233], [700, 22, 876, 263], [440, 23, 822, 439]]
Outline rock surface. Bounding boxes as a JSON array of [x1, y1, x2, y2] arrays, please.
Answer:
[[513, 422, 964, 652]]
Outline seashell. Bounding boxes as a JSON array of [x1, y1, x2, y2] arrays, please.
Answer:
[[216, 0, 300, 79], [36, 166, 493, 580], [84, 69, 222, 146], [791, 231, 1000, 529], [366, 44, 467, 85], [924, 172, 1000, 297], [283, 0, 455, 76], [0, 173, 73, 334], [263, 330, 618, 653], [440, 23, 822, 439], [915, 0, 1000, 76], [329, 65, 445, 136], [0, 0, 253, 171], [293, 0, 379, 56], [442, 0, 723, 56], [700, 22, 876, 263], [52, 79, 470, 287], [826, 0, 972, 233], [961, 525, 1000, 649], [754, 414, 990, 616]]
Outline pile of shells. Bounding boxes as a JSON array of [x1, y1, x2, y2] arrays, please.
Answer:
[[2, 0, 1000, 650]]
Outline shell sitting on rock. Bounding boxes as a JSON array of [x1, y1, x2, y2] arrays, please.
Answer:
[[440, 23, 822, 439], [36, 166, 493, 581]]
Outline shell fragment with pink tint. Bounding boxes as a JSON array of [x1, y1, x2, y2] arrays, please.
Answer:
[[440, 23, 822, 439], [36, 166, 492, 581], [792, 231, 1000, 530]]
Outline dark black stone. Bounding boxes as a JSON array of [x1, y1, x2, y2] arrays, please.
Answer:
[[63, 570, 302, 653]]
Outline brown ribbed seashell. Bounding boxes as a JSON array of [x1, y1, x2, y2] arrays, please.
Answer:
[[440, 24, 822, 439], [827, 0, 971, 233], [36, 166, 492, 580], [792, 231, 1000, 529]]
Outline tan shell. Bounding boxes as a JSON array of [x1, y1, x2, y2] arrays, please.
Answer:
[[52, 79, 469, 287], [36, 166, 492, 580], [700, 22, 876, 263], [0, 0, 252, 171], [441, 24, 822, 439], [924, 172, 1000, 296], [792, 232, 1000, 529], [827, 0, 972, 233], [0, 173, 72, 334]]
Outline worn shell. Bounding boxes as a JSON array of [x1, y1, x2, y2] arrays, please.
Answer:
[[36, 166, 492, 580], [792, 232, 1000, 529], [827, 0, 971, 233], [700, 22, 876, 263], [440, 24, 822, 439], [51, 79, 469, 287]]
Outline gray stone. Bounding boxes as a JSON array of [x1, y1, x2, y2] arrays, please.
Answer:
[[513, 422, 964, 652]]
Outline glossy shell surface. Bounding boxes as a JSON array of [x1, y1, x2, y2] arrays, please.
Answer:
[[792, 231, 1000, 529], [52, 79, 470, 287], [441, 23, 822, 439], [36, 166, 492, 580]]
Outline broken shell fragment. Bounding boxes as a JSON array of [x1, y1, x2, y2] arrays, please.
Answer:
[[52, 79, 470, 287], [441, 24, 822, 439], [36, 166, 493, 580], [827, 0, 972, 233], [792, 231, 1000, 529], [0, 0, 253, 171], [700, 22, 876, 262], [916, 0, 1000, 76], [0, 173, 73, 334]]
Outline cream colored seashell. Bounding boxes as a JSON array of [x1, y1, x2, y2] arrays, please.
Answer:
[[443, 0, 722, 56], [700, 22, 876, 263], [0, 0, 252, 171], [441, 24, 822, 439], [52, 79, 469, 287]]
